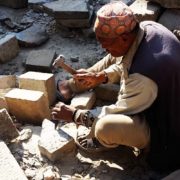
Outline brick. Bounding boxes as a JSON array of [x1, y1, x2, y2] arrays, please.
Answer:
[[71, 91, 96, 110], [149, 0, 180, 8], [95, 83, 119, 102], [43, 0, 90, 19], [0, 109, 19, 141], [38, 119, 75, 161], [5, 89, 50, 124], [158, 9, 180, 31], [0, 34, 19, 63], [25, 50, 56, 73], [0, 75, 16, 89], [0, 141, 27, 180], [56, 9, 93, 28], [130, 0, 163, 22], [0, 0, 28, 9], [19, 71, 56, 106]]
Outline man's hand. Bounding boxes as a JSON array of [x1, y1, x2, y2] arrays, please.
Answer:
[[51, 102, 76, 122], [73, 71, 107, 89]]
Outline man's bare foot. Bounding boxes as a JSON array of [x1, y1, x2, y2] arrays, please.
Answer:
[[57, 80, 75, 104], [51, 102, 76, 122]]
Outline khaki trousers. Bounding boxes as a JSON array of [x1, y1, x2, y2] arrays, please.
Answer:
[[68, 55, 157, 149]]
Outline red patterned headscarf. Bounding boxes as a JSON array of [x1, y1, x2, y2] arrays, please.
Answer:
[[94, 1, 137, 38]]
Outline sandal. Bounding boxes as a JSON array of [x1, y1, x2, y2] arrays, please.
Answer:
[[75, 134, 109, 153]]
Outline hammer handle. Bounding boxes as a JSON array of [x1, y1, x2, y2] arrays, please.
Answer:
[[59, 60, 77, 75]]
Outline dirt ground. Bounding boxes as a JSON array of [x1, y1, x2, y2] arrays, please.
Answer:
[[0, 4, 171, 180]]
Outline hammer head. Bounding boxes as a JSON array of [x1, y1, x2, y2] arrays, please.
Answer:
[[52, 54, 65, 68]]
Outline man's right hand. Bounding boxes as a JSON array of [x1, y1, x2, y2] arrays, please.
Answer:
[[73, 71, 108, 89]]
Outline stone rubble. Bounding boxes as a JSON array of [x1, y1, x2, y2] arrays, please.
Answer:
[[0, 108, 19, 141], [0, 141, 28, 180]]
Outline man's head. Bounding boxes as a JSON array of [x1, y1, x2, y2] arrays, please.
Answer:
[[94, 2, 137, 57]]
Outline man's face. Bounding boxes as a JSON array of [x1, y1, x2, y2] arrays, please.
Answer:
[[96, 34, 133, 57]]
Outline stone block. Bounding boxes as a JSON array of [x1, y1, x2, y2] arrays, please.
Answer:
[[38, 119, 75, 161], [130, 0, 162, 22], [149, 0, 180, 8], [43, 0, 90, 19], [56, 9, 93, 28], [25, 50, 56, 73], [19, 71, 56, 106], [95, 83, 119, 102], [71, 91, 96, 110], [0, 0, 28, 9], [0, 109, 19, 141], [15, 24, 49, 47], [0, 89, 12, 110], [0, 34, 19, 63], [0, 141, 27, 180], [158, 9, 180, 31], [5, 89, 50, 124], [0, 75, 16, 89]]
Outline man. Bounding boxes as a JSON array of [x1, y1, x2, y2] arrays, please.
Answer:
[[52, 2, 180, 170]]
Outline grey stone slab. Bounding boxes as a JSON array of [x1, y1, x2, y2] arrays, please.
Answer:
[[43, 0, 90, 19], [0, 109, 19, 141], [158, 9, 180, 31], [26, 50, 56, 73], [56, 9, 93, 28], [149, 0, 180, 8], [15, 25, 49, 47], [0, 0, 28, 9], [130, 0, 163, 22], [0, 141, 27, 180], [0, 34, 19, 63], [38, 119, 75, 161]]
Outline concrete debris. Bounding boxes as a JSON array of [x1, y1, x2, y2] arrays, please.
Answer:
[[130, 0, 163, 22], [19, 71, 56, 106], [71, 91, 96, 110], [43, 166, 60, 180], [25, 50, 57, 73], [5, 88, 51, 124], [158, 9, 180, 31], [0, 108, 19, 141], [0, 141, 27, 180], [0, 34, 19, 63], [15, 24, 49, 47], [38, 119, 76, 161], [18, 128, 33, 141]]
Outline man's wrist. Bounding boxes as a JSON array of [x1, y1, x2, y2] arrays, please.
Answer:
[[96, 71, 108, 84]]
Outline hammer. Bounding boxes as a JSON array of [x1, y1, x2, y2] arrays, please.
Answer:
[[52, 54, 77, 75]]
